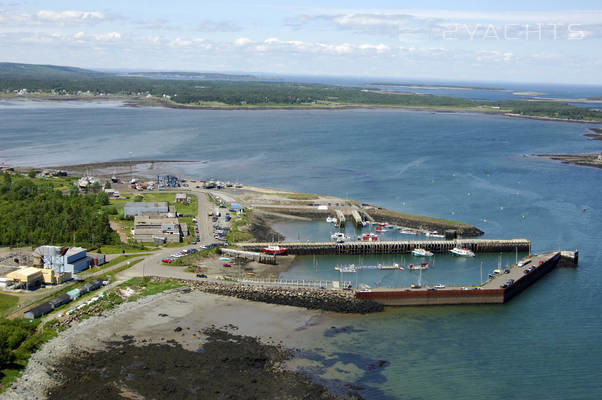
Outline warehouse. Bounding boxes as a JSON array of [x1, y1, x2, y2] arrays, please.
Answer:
[[6, 267, 44, 290], [24, 302, 53, 319], [48, 294, 71, 309], [123, 201, 170, 217], [133, 216, 185, 243]]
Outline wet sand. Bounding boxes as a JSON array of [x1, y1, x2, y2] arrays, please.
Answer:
[[1, 290, 368, 400]]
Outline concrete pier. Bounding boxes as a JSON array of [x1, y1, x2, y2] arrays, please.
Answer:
[[237, 238, 531, 255], [355, 250, 577, 306], [335, 209, 346, 227], [351, 210, 364, 227]]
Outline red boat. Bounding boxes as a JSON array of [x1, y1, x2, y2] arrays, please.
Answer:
[[263, 245, 286, 255], [375, 226, 387, 232], [361, 233, 379, 241], [408, 263, 429, 270]]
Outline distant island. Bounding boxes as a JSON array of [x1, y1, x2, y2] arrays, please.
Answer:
[[1, 62, 601, 123]]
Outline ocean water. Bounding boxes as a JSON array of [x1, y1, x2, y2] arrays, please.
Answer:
[[0, 100, 601, 399]]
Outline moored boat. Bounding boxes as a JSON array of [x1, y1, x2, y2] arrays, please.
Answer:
[[408, 263, 429, 270], [361, 233, 378, 241], [412, 248, 434, 257], [263, 245, 286, 255], [331, 232, 350, 242], [449, 247, 475, 257]]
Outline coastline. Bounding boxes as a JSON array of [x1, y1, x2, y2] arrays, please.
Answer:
[[3, 93, 602, 124], [1, 289, 364, 400]]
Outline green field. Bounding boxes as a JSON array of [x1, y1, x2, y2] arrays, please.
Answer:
[[0, 294, 19, 317]]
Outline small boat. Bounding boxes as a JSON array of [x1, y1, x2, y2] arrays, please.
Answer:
[[412, 248, 434, 257], [263, 245, 286, 255], [335, 265, 357, 273], [361, 233, 378, 241], [408, 263, 429, 270], [426, 231, 445, 238], [326, 216, 336, 223], [400, 229, 417, 235], [111, 175, 119, 183], [375, 226, 387, 232], [449, 247, 475, 257], [331, 232, 350, 242]]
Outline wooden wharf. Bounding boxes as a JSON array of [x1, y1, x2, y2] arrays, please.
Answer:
[[237, 238, 531, 255]]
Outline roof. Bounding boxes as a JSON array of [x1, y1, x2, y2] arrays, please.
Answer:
[[7, 267, 42, 278], [134, 216, 180, 225], [65, 247, 86, 257], [175, 193, 187, 199], [230, 204, 243, 209], [124, 201, 169, 209]]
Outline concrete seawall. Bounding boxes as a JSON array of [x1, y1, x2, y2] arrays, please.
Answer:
[[355, 250, 577, 306]]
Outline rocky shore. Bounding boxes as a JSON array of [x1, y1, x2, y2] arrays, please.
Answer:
[[188, 280, 384, 314]]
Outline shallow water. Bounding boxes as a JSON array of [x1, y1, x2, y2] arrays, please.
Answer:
[[1, 101, 601, 399]]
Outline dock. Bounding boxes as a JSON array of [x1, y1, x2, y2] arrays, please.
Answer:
[[335, 209, 346, 227], [355, 250, 578, 306], [237, 239, 531, 255], [351, 210, 364, 227]]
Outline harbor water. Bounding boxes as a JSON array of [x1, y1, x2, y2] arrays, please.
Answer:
[[0, 100, 601, 399]]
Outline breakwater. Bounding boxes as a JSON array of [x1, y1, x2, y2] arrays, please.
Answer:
[[238, 238, 530, 255], [181, 280, 384, 314]]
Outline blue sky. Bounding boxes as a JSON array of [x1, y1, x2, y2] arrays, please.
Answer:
[[1, 1, 601, 84]]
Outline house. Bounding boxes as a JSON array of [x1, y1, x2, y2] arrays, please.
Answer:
[[123, 201, 170, 217], [133, 216, 184, 243]]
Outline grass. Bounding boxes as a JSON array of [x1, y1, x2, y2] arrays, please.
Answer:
[[169, 247, 220, 266], [96, 244, 157, 254], [273, 192, 319, 200], [0, 293, 19, 317], [118, 277, 183, 302], [82, 254, 148, 275], [226, 213, 254, 243]]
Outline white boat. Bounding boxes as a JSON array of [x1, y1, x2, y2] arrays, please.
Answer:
[[331, 232, 350, 242], [335, 265, 357, 273], [326, 216, 335, 223], [377, 263, 399, 270], [449, 247, 475, 257], [400, 229, 417, 235], [408, 263, 429, 270], [412, 248, 434, 257], [426, 231, 445, 238]]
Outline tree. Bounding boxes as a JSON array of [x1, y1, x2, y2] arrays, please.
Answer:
[[27, 170, 36, 178], [104, 180, 112, 189]]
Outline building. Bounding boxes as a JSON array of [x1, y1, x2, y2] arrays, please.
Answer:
[[175, 193, 189, 203], [33, 246, 93, 274], [6, 267, 44, 290], [41, 268, 72, 285], [123, 201, 171, 217], [48, 294, 71, 309], [133, 216, 185, 243], [24, 302, 53, 319]]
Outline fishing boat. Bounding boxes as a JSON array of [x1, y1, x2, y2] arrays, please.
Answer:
[[412, 248, 434, 257], [326, 216, 337, 224], [263, 245, 286, 255], [361, 233, 378, 241], [449, 247, 475, 257], [331, 232, 350, 242], [408, 263, 429, 270], [375, 226, 387, 233]]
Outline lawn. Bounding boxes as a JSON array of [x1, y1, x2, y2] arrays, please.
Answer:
[[0, 293, 19, 317]]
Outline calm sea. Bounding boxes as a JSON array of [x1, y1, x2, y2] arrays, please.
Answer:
[[0, 100, 601, 399]]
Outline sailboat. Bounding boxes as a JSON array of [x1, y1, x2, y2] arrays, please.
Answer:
[[411, 268, 423, 289]]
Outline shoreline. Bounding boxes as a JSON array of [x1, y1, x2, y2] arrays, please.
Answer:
[[1, 288, 365, 400], [3, 93, 602, 124]]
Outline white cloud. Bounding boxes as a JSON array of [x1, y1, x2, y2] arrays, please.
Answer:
[[36, 10, 105, 23], [234, 37, 252, 46], [94, 32, 120, 41]]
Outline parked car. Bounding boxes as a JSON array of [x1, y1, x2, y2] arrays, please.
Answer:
[[162, 258, 173, 264], [196, 274, 208, 278], [222, 263, 231, 268], [504, 269, 511, 274]]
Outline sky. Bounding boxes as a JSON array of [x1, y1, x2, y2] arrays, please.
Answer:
[[1, 0, 601, 84]]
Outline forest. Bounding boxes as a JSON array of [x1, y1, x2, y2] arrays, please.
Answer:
[[0, 173, 119, 248]]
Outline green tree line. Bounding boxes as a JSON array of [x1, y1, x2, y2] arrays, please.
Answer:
[[0, 173, 119, 248]]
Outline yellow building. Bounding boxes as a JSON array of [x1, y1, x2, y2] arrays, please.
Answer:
[[6, 267, 44, 289]]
